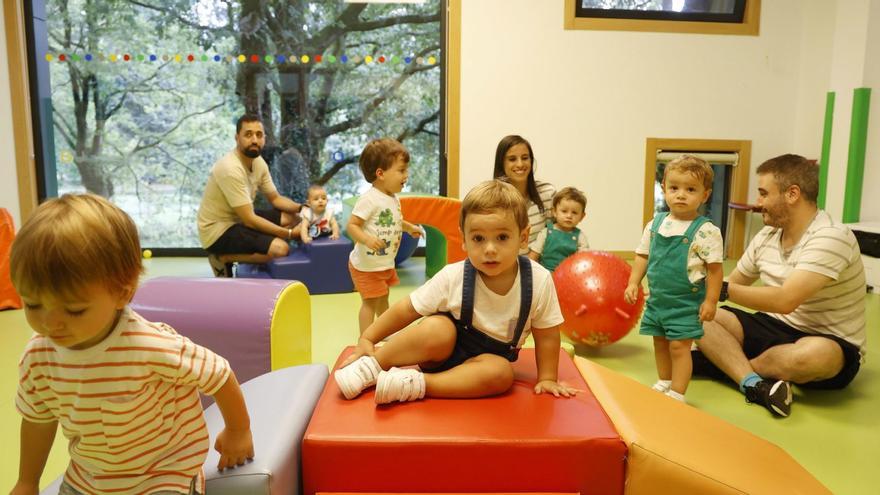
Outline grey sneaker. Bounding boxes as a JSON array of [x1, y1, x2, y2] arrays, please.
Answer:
[[208, 254, 233, 278], [334, 355, 382, 400], [744, 379, 792, 417], [375, 367, 426, 404]]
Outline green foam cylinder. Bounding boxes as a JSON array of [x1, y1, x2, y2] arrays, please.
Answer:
[[818, 92, 834, 209], [842, 88, 871, 223]]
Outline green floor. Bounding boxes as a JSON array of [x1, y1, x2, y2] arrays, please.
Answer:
[[1, 256, 877, 494]]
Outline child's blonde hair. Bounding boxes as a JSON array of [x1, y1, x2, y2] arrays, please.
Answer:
[[552, 187, 587, 211], [460, 179, 528, 231], [359, 138, 410, 183], [11, 194, 143, 299], [664, 155, 714, 191]]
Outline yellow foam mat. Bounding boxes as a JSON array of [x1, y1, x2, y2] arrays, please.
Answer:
[[574, 357, 831, 495]]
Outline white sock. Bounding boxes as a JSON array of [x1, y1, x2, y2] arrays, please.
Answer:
[[665, 389, 686, 403], [651, 379, 672, 392]]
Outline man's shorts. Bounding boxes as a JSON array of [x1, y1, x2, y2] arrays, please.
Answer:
[[348, 261, 399, 299], [724, 306, 861, 390], [206, 209, 283, 256]]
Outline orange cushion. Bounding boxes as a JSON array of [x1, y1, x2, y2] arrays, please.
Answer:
[[575, 357, 832, 495], [0, 208, 21, 310], [303, 348, 626, 495], [399, 196, 466, 264]]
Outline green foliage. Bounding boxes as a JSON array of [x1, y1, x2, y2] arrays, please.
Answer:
[[44, 0, 442, 247]]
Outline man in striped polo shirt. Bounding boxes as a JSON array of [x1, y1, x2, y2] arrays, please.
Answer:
[[694, 154, 866, 418]]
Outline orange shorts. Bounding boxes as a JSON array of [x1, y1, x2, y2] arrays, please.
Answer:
[[348, 261, 400, 299]]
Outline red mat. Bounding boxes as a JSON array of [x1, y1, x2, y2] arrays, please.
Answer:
[[303, 348, 625, 495]]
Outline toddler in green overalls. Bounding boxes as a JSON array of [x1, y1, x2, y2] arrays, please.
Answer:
[[625, 155, 724, 404], [528, 187, 590, 271]]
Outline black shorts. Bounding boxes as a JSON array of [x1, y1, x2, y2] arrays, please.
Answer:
[[421, 313, 520, 374], [206, 209, 283, 256], [724, 306, 861, 390]]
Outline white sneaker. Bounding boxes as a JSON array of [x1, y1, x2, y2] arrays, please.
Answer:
[[375, 367, 426, 405], [334, 356, 382, 400], [664, 389, 687, 403], [651, 380, 671, 393]]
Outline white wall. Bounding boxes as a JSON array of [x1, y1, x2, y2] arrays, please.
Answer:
[[0, 5, 22, 228], [459, 0, 835, 250], [859, 0, 880, 222]]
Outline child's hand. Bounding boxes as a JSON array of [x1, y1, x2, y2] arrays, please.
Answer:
[[405, 224, 423, 238], [302, 235, 312, 244], [214, 427, 255, 471], [364, 235, 386, 251], [341, 338, 376, 367], [699, 300, 717, 322], [10, 481, 39, 495], [623, 283, 640, 304], [330, 232, 339, 240], [534, 380, 580, 398]]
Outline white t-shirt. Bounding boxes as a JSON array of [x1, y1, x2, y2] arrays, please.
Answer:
[[409, 259, 564, 346], [198, 151, 277, 248], [349, 187, 402, 271], [302, 207, 335, 237], [737, 210, 866, 358], [635, 215, 724, 283]]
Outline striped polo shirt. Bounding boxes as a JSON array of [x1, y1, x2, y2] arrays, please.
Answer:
[[737, 210, 866, 359], [524, 180, 556, 253], [16, 308, 230, 494]]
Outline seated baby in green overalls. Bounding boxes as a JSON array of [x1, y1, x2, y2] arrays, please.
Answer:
[[528, 187, 590, 272]]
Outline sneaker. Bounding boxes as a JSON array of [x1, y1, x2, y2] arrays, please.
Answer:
[[744, 379, 792, 417], [375, 367, 426, 405], [334, 355, 382, 400], [664, 389, 687, 403], [651, 380, 671, 393], [691, 349, 727, 380], [208, 254, 233, 278]]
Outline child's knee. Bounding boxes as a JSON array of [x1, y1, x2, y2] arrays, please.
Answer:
[[418, 316, 457, 353], [475, 356, 514, 394]]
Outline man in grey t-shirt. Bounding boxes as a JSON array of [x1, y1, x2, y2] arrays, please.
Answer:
[[696, 154, 866, 418]]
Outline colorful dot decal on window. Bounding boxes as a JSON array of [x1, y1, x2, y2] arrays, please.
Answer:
[[332, 150, 345, 163], [43, 51, 442, 69], [59, 150, 74, 163]]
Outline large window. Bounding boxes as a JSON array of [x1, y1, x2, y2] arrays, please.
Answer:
[[26, 0, 445, 251]]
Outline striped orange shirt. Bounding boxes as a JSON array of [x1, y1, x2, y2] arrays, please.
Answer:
[[16, 308, 230, 495]]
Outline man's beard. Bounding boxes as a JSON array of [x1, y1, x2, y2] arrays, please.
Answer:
[[242, 146, 261, 158], [762, 204, 789, 228]]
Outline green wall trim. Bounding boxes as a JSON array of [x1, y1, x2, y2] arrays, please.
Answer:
[[818, 92, 835, 209], [843, 87, 871, 223]]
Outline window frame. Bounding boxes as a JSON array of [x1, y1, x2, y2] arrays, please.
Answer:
[[564, 0, 761, 36]]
